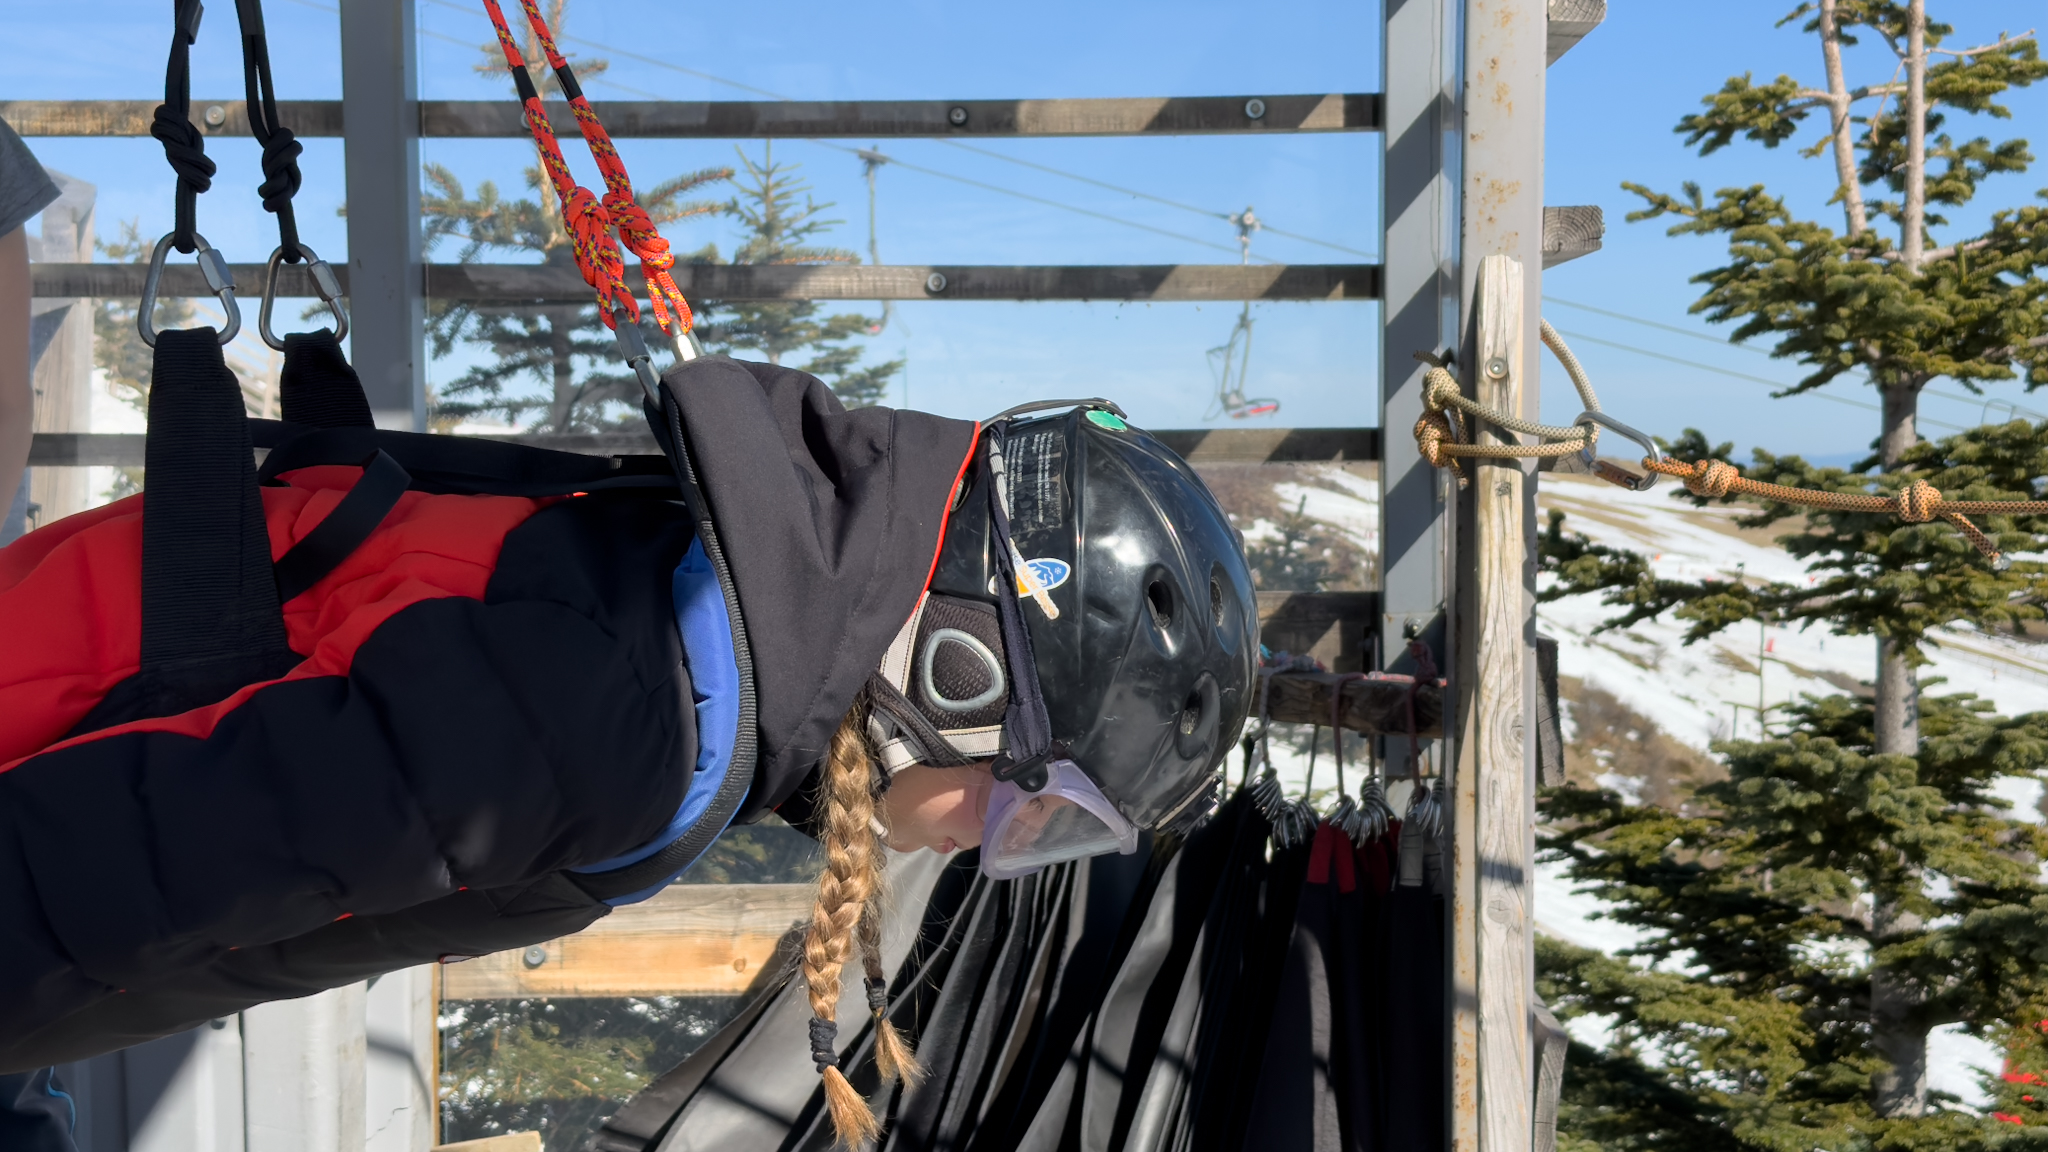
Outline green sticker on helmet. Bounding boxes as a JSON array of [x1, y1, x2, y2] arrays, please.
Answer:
[[1086, 410, 1128, 432]]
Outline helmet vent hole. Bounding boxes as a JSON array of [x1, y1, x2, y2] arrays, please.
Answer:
[[1210, 577, 1225, 627], [1147, 580, 1174, 629], [1179, 692, 1202, 737]]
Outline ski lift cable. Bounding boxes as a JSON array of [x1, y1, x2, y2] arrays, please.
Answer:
[[1547, 294, 2048, 421], [417, 0, 1376, 261]]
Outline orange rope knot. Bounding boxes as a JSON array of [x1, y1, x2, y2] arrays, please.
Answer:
[[1896, 479, 1943, 523], [1415, 411, 1465, 484], [1679, 459, 1740, 499]]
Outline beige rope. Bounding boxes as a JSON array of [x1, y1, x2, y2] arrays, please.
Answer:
[[1411, 326, 2048, 564]]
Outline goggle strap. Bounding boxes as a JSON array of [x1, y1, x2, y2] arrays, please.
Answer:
[[982, 431, 1058, 772]]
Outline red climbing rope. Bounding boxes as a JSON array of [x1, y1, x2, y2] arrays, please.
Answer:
[[479, 0, 693, 336], [505, 0, 695, 336]]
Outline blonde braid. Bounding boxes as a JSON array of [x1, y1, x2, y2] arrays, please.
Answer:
[[802, 705, 886, 1148], [859, 876, 922, 1086]]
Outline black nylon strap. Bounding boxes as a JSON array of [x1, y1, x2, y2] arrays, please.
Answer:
[[234, 0, 304, 260], [866, 672, 975, 768], [279, 330, 374, 428], [256, 424, 676, 497], [143, 328, 292, 671], [153, 0, 213, 252], [985, 430, 1057, 791], [273, 450, 411, 603]]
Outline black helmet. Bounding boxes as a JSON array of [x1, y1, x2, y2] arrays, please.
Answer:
[[866, 402, 1258, 865]]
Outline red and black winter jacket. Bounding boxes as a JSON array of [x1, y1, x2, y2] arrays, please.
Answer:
[[0, 330, 975, 1070]]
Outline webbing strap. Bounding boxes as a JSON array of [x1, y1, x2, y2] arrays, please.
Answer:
[[278, 330, 375, 429], [983, 431, 1058, 791], [142, 329, 292, 671], [273, 450, 411, 603]]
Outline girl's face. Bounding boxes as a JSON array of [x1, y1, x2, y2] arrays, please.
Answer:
[[880, 763, 994, 854]]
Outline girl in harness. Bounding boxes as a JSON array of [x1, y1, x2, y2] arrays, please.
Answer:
[[0, 1, 1259, 1144]]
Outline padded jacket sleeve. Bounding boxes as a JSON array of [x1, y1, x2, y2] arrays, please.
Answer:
[[0, 495, 695, 1064]]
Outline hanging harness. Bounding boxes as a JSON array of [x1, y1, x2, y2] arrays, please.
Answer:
[[112, 0, 754, 902]]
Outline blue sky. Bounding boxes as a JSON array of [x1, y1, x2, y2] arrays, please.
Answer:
[[10, 0, 2046, 456]]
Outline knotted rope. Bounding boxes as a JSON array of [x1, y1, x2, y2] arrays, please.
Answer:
[[153, 0, 214, 252], [510, 0, 695, 335], [481, 0, 636, 330], [1412, 325, 2048, 564]]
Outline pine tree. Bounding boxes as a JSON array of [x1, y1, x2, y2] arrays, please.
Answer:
[[427, 4, 729, 432], [1533, 2, 2048, 1136], [693, 143, 902, 408]]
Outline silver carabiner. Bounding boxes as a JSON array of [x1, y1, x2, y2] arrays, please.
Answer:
[[139, 231, 240, 348], [1572, 410, 1665, 492], [258, 244, 350, 351]]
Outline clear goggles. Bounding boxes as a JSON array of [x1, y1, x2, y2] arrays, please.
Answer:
[[980, 759, 1140, 880]]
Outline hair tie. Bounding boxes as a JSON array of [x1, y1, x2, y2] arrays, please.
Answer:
[[808, 1016, 840, 1073], [866, 976, 889, 1017]]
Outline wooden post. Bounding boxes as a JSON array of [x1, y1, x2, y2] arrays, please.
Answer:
[[1465, 253, 1533, 1152], [25, 171, 94, 527]]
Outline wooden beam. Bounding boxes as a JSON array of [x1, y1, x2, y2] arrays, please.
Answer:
[[1540, 206, 1604, 268], [439, 884, 813, 999], [1546, 0, 1607, 65], [1158, 426, 1380, 464], [31, 262, 1380, 303], [1, 94, 1380, 140], [1261, 671, 1444, 737], [32, 427, 1383, 469], [1467, 253, 1533, 1152]]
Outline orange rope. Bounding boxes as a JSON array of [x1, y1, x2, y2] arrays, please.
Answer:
[[479, 0, 639, 333], [1641, 457, 2048, 562], [506, 0, 694, 335], [1409, 328, 2048, 565]]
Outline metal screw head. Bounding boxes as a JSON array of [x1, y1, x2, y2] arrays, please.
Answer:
[[204, 104, 227, 127], [925, 271, 948, 294], [522, 946, 548, 969], [1484, 356, 1510, 379], [947, 105, 969, 127], [1244, 98, 1266, 120]]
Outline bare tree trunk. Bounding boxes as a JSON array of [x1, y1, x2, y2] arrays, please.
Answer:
[[1819, 0, 1871, 236], [1870, 4, 1930, 1117], [1902, 0, 1927, 269], [546, 306, 577, 431]]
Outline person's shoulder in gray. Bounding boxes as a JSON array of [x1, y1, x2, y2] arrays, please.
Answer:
[[0, 116, 59, 240]]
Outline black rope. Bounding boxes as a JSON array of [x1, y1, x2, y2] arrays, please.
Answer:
[[235, 0, 304, 261], [153, 0, 214, 252]]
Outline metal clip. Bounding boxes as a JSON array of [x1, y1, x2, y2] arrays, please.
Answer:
[[258, 245, 350, 351], [140, 231, 239, 347], [613, 306, 663, 404], [668, 327, 705, 365], [1572, 410, 1664, 492]]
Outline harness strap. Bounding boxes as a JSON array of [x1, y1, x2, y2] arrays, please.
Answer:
[[68, 330, 299, 736], [278, 330, 375, 429], [273, 450, 411, 603]]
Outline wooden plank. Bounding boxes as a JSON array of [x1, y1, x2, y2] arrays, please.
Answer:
[[1546, 0, 1607, 66], [0, 99, 341, 139], [31, 428, 1382, 469], [31, 262, 1380, 303], [1540, 206, 1603, 268], [3, 95, 1379, 139], [1261, 671, 1445, 737], [439, 884, 813, 999], [1257, 589, 1377, 673], [1471, 253, 1533, 1152], [1156, 426, 1379, 463]]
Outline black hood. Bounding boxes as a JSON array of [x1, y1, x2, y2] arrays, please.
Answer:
[[664, 357, 979, 823]]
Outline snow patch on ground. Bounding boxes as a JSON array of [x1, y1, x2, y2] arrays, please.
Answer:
[[1533, 474, 2048, 1112]]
